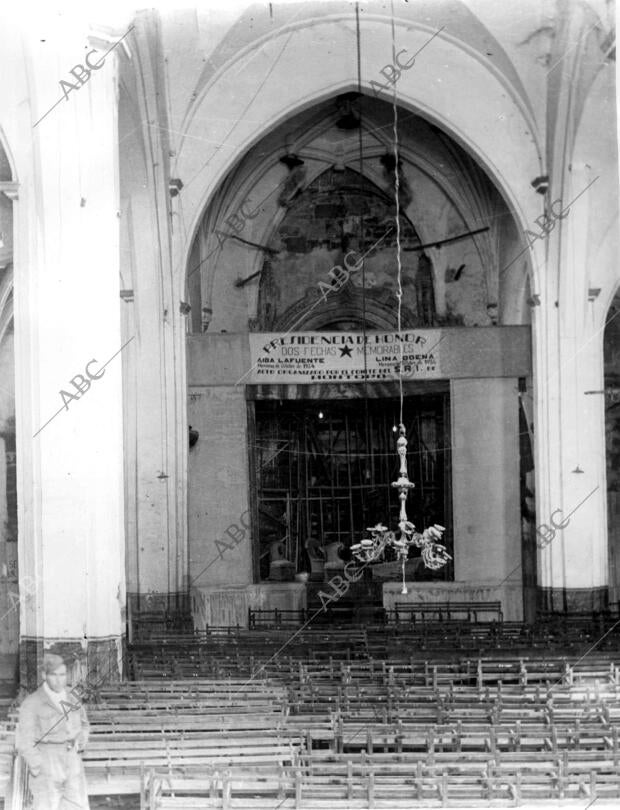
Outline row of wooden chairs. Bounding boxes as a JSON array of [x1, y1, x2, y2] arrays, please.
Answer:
[[72, 670, 620, 798], [245, 606, 620, 631], [131, 618, 620, 653], [128, 643, 620, 688], [7, 617, 620, 805], [117, 620, 620, 807], [143, 758, 620, 808], [6, 665, 620, 802]]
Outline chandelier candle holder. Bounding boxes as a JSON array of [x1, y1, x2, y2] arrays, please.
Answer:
[[350, 423, 451, 594]]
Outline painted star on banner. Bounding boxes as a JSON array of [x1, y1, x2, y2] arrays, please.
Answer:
[[339, 345, 353, 357]]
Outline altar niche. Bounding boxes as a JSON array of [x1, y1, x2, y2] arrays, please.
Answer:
[[248, 391, 452, 583]]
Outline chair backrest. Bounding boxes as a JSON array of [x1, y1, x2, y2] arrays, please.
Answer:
[[4, 754, 30, 810]]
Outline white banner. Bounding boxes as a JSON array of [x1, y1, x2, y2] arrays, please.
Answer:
[[249, 331, 441, 383]]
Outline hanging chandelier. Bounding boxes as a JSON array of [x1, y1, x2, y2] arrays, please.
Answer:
[[350, 423, 451, 594], [347, 1, 450, 596]]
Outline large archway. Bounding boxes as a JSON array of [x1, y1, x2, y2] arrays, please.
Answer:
[[185, 89, 531, 623], [149, 8, 546, 626], [185, 95, 530, 336]]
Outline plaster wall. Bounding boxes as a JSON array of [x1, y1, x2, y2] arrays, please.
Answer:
[[188, 383, 252, 590], [451, 378, 521, 592], [188, 328, 529, 597]]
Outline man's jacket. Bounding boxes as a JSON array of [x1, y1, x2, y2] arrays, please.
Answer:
[[15, 685, 90, 773]]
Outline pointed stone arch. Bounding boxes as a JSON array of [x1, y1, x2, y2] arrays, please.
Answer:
[[175, 14, 543, 302]]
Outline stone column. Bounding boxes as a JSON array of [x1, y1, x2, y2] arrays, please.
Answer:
[[13, 23, 126, 687], [533, 5, 611, 612], [118, 17, 188, 617], [534, 165, 609, 612]]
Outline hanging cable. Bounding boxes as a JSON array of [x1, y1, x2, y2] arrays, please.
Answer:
[[351, 6, 450, 592], [351, 0, 451, 594], [355, 3, 366, 357], [355, 2, 371, 509], [390, 0, 404, 427], [355, 4, 366, 351]]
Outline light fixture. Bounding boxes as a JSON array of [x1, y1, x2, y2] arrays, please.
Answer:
[[531, 175, 549, 195], [189, 426, 199, 449], [351, 425, 450, 594], [318, 411, 324, 420], [169, 178, 184, 197]]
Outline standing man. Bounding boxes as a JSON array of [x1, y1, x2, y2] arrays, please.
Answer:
[[16, 653, 90, 809]]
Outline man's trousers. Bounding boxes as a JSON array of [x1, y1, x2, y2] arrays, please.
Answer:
[[29, 745, 89, 810]]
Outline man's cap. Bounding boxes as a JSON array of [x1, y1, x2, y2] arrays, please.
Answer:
[[42, 653, 65, 674]]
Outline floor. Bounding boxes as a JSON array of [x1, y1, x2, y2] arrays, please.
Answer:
[[90, 796, 140, 810]]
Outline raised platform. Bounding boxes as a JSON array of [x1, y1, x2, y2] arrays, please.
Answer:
[[383, 579, 523, 622], [191, 583, 306, 628], [191, 578, 523, 627]]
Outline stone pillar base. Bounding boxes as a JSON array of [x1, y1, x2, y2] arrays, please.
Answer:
[[538, 586, 609, 614], [19, 636, 124, 692]]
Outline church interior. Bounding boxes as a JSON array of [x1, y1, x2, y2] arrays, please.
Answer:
[[0, 0, 619, 806]]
